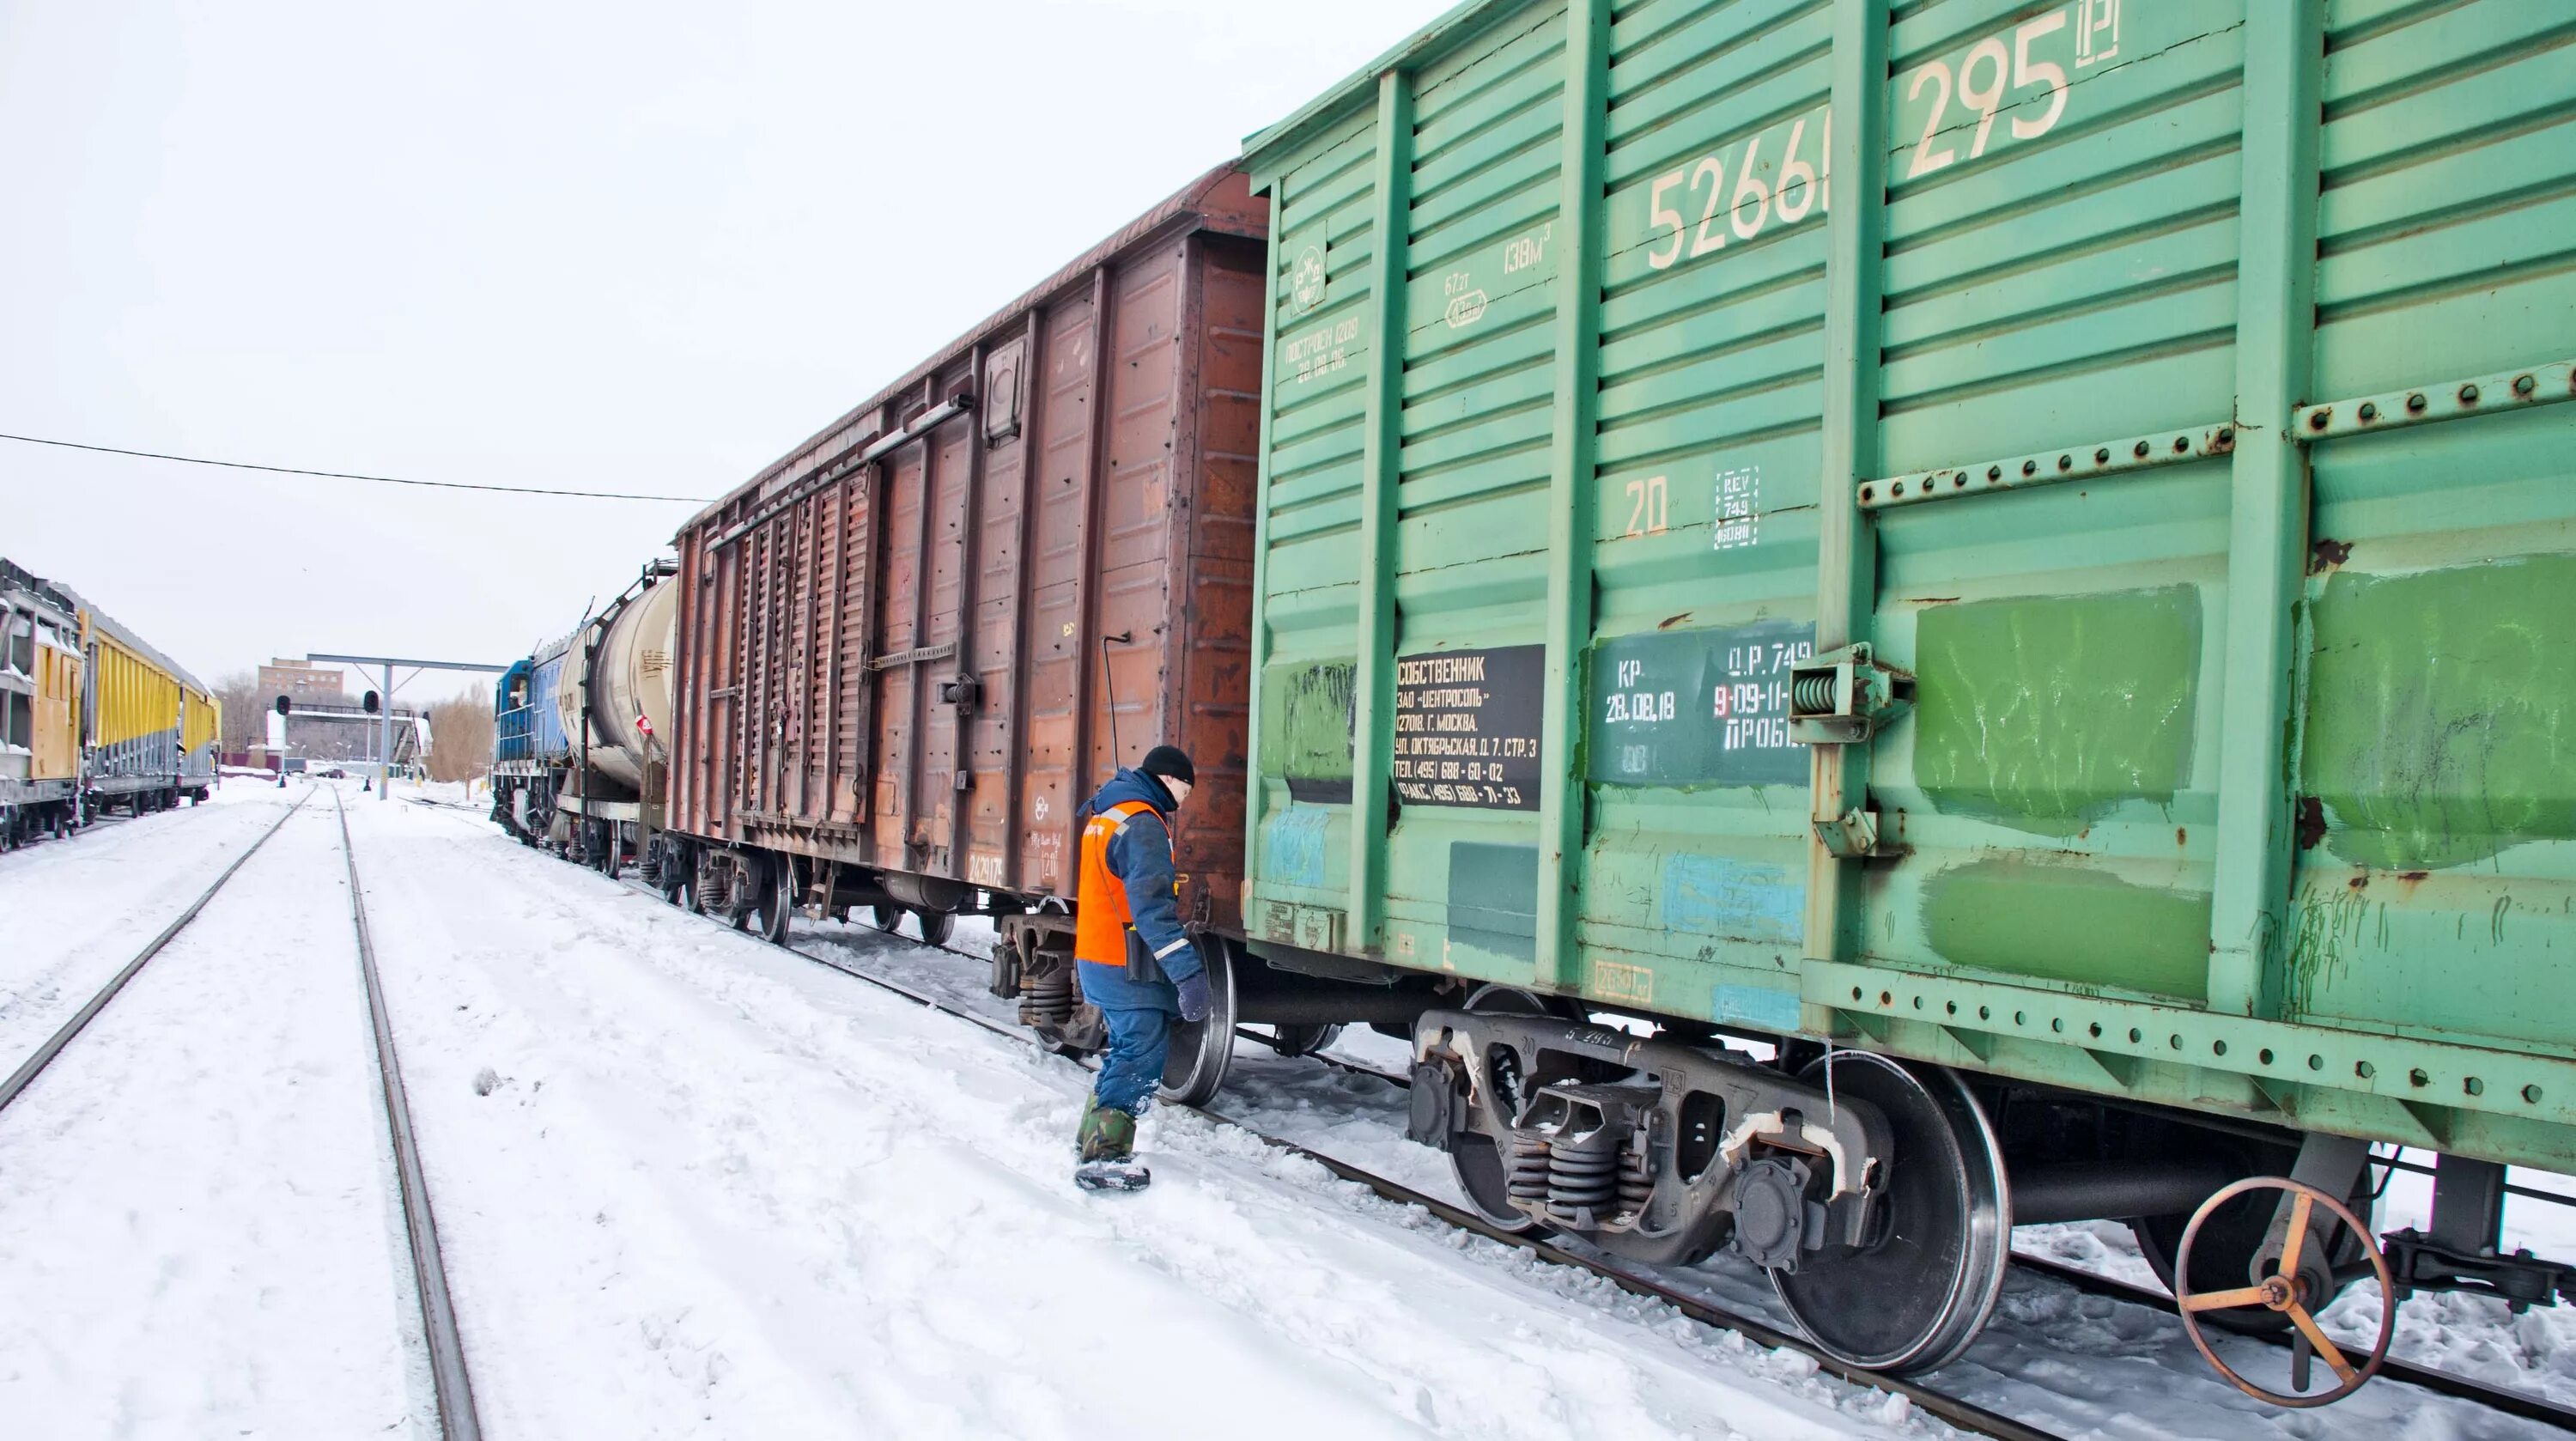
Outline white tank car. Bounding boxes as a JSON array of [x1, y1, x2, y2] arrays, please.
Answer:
[[554, 575, 678, 798]]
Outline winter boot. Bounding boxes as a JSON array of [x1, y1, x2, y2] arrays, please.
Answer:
[[1074, 1094, 1150, 1192]]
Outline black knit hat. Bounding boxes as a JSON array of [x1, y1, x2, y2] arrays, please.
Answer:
[[1139, 745, 1195, 787]]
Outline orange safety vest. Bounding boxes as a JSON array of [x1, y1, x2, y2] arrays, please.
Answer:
[[1074, 799, 1166, 966]]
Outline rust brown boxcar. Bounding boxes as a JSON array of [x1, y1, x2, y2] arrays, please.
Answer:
[[667, 167, 1267, 941]]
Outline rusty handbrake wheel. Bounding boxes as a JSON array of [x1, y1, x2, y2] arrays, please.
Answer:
[[2173, 1177, 2397, 1408]]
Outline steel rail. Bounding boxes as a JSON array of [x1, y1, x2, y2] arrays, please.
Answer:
[[718, 922, 2065, 1441], [0, 791, 310, 1113], [581, 849, 2576, 1433], [333, 790, 483, 1441]]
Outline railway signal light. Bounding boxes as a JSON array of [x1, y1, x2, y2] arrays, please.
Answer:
[[362, 690, 380, 714], [274, 695, 290, 716]]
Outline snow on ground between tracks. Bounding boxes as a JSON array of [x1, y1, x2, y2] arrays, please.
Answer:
[[348, 795, 1931, 1440], [0, 793, 429, 1437]]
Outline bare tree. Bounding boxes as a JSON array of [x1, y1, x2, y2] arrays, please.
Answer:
[[211, 670, 266, 755], [424, 685, 495, 784]]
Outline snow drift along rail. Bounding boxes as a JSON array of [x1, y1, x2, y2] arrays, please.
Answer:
[[0, 791, 310, 1112], [0, 787, 484, 1441], [334, 787, 483, 1441]]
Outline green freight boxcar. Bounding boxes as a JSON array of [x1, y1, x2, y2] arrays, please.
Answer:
[[1233, 0, 2576, 1394]]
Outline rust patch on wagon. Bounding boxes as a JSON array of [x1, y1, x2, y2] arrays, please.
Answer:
[[2309, 537, 2354, 575], [2295, 795, 2328, 851]]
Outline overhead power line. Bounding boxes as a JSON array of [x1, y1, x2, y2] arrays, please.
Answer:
[[0, 430, 710, 503]]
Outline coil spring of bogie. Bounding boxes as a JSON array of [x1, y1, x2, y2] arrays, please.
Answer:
[[1548, 1140, 1623, 1213], [1019, 965, 1074, 1026], [1506, 1134, 1552, 1202], [1617, 1149, 1652, 1211], [1790, 672, 1837, 714]]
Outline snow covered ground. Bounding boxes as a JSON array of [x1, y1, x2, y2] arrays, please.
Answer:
[[2, 782, 2570, 1439], [0, 782, 430, 1436]]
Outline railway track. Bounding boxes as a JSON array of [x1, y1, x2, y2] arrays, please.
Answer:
[[590, 891, 2043, 1441], [1279, 1041, 2576, 1432], [742, 910, 2576, 1438], [760, 938, 2045, 1439], [0, 787, 483, 1441], [332, 788, 483, 1441], [0, 792, 310, 1111], [567, 831, 2576, 1434]]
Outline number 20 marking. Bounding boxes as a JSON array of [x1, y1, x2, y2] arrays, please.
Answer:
[[1624, 474, 1669, 538]]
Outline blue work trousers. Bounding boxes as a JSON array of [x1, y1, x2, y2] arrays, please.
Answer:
[[1080, 958, 1176, 1115]]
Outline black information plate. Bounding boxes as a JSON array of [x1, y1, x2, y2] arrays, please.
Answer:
[[1392, 644, 1545, 811], [1587, 620, 1815, 787]]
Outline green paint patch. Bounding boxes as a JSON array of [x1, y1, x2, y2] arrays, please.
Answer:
[[1923, 856, 2212, 1004], [2303, 556, 2576, 870], [1449, 842, 1538, 965], [1261, 660, 1356, 805], [1914, 587, 2202, 836]]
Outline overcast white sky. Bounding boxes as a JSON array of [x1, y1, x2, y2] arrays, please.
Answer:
[[0, 0, 1451, 698]]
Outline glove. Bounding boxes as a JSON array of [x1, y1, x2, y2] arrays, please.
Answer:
[[1175, 970, 1212, 1024]]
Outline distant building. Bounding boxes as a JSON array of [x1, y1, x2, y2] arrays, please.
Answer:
[[258, 658, 347, 708]]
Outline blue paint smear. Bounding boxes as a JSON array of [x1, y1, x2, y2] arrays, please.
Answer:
[[1662, 854, 1803, 944], [1713, 983, 1802, 1034], [1260, 807, 1330, 888]]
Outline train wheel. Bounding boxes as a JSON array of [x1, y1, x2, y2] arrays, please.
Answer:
[[1772, 1054, 2010, 1375], [1443, 985, 1566, 1238], [752, 858, 794, 945], [2174, 1177, 2397, 1406], [1157, 938, 1237, 1107], [917, 910, 956, 947], [870, 904, 905, 935]]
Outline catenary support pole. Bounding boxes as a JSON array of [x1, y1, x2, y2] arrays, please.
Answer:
[[380, 661, 393, 800]]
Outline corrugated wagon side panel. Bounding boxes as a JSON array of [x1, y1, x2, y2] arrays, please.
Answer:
[[1244, 0, 2576, 1168], [833, 474, 873, 828], [1087, 243, 1186, 798], [671, 529, 702, 832], [1369, 6, 1574, 986], [917, 386, 975, 870], [2284, 3, 2576, 1065], [969, 333, 1038, 888], [1581, 0, 1840, 1024], [1247, 101, 1384, 950], [1173, 240, 1268, 931], [1856, 0, 2251, 1012], [670, 174, 1267, 921], [1018, 287, 1108, 894]]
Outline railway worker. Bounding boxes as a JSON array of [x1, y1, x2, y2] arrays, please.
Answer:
[[1071, 745, 1206, 1192]]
